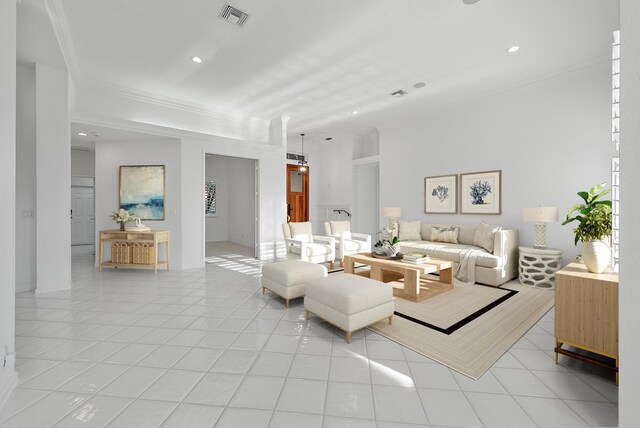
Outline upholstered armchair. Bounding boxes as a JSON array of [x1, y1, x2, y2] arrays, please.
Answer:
[[282, 222, 336, 268], [323, 220, 371, 266]]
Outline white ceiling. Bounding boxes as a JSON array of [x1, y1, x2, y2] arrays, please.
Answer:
[[27, 0, 620, 137]]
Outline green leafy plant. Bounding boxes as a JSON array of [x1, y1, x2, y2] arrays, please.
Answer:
[[562, 183, 612, 245]]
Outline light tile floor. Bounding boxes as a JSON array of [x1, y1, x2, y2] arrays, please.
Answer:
[[0, 243, 618, 427]]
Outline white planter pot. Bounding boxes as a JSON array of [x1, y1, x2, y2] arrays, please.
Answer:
[[582, 240, 611, 273]]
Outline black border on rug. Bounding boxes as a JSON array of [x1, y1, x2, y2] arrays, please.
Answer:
[[393, 288, 519, 335]]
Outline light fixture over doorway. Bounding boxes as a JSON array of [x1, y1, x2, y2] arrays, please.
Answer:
[[298, 133, 308, 175]]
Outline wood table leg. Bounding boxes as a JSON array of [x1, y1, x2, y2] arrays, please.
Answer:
[[99, 238, 104, 272], [404, 269, 420, 298], [166, 239, 170, 271], [440, 266, 453, 284], [344, 258, 356, 274], [370, 265, 383, 281]]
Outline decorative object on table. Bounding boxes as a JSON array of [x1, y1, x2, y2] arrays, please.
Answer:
[[522, 207, 559, 248], [111, 208, 137, 231], [460, 170, 502, 214], [127, 218, 151, 232], [119, 165, 166, 220], [402, 252, 430, 264], [373, 236, 401, 257], [381, 207, 401, 239], [562, 183, 612, 273], [518, 246, 562, 289], [424, 174, 458, 214]]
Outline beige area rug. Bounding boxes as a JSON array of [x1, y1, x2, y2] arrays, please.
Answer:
[[368, 279, 555, 379]]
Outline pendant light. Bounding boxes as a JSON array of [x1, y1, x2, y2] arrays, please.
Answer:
[[298, 133, 308, 175]]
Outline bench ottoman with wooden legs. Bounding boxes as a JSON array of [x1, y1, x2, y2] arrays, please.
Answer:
[[261, 260, 328, 307], [304, 273, 394, 343]]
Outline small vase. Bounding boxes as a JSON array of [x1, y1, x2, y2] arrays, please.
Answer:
[[582, 240, 610, 273], [119, 222, 125, 231]]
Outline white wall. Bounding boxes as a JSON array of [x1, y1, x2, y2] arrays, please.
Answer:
[[205, 155, 229, 242], [35, 63, 71, 294], [227, 156, 256, 248], [306, 137, 354, 234], [71, 149, 95, 177], [95, 139, 182, 267], [0, 0, 18, 407], [619, 1, 640, 425], [379, 67, 613, 262], [16, 64, 37, 293]]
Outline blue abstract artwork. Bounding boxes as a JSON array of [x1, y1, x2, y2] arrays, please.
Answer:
[[119, 165, 165, 220]]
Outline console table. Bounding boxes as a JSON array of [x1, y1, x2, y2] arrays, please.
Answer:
[[99, 230, 170, 274], [555, 262, 618, 384]]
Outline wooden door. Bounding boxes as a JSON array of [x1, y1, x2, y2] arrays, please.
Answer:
[[287, 164, 309, 222]]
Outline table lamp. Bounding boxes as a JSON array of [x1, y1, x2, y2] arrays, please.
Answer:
[[382, 207, 401, 233], [523, 207, 559, 248]]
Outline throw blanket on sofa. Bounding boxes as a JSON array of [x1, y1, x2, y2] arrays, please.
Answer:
[[455, 248, 486, 284]]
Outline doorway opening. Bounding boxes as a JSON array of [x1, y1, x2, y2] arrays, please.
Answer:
[[205, 154, 258, 259], [286, 163, 309, 222]]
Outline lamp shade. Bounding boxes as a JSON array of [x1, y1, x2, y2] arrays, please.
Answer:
[[383, 207, 402, 218], [522, 207, 559, 223]]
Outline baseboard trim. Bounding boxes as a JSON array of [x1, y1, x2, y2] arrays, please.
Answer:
[[0, 368, 18, 411]]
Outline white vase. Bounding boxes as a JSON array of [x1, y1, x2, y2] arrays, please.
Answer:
[[582, 240, 611, 273]]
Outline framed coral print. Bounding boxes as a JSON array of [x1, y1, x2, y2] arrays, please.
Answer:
[[119, 165, 166, 220], [424, 174, 458, 214], [460, 170, 502, 214]]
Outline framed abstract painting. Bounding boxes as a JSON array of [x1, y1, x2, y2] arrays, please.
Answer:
[[424, 174, 458, 214], [460, 170, 502, 214], [119, 165, 166, 220]]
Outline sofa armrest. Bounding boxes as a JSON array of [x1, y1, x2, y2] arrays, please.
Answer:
[[313, 236, 336, 247], [493, 229, 519, 277]]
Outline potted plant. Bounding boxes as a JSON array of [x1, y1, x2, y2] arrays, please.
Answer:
[[562, 183, 612, 273]]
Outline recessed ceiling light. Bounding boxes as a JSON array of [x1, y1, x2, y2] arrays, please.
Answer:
[[191, 56, 202, 63], [413, 82, 426, 89], [77, 132, 87, 136], [506, 45, 520, 53], [351, 111, 359, 115], [462, 0, 480, 4], [325, 137, 333, 141]]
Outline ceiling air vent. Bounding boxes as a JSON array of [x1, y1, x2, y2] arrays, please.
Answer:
[[391, 90, 408, 98], [219, 4, 249, 27]]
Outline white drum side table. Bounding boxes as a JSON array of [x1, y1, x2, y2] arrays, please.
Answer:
[[519, 246, 563, 289]]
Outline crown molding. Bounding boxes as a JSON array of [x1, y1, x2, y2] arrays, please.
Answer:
[[44, 0, 80, 80], [269, 115, 290, 129]]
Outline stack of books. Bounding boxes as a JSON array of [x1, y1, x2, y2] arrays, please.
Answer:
[[402, 252, 430, 264]]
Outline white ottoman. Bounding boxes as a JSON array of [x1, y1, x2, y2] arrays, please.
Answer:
[[261, 260, 328, 307], [304, 273, 394, 343]]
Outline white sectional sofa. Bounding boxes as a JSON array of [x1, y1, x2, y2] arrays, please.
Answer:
[[395, 222, 519, 287]]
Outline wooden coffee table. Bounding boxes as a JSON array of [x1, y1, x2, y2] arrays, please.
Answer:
[[343, 253, 453, 302]]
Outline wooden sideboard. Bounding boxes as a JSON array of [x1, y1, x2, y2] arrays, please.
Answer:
[[555, 262, 618, 383], [99, 230, 170, 274]]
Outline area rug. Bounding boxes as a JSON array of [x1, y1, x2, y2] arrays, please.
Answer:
[[367, 279, 555, 379]]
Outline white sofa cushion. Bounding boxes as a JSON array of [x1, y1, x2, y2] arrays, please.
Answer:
[[399, 220, 421, 241], [431, 226, 460, 244], [473, 222, 501, 253], [399, 241, 501, 268], [328, 220, 352, 240], [305, 273, 392, 315], [289, 222, 313, 243], [261, 260, 327, 286]]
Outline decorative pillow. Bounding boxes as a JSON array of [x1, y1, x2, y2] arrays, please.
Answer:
[[399, 220, 422, 241], [473, 222, 501, 253], [329, 221, 352, 240], [289, 222, 313, 243], [430, 226, 460, 244]]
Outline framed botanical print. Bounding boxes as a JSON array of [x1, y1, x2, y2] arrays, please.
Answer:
[[460, 170, 502, 214], [119, 165, 166, 220], [424, 174, 458, 214]]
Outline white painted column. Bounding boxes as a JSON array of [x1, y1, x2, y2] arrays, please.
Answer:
[[619, 0, 640, 425], [0, 0, 18, 408], [36, 63, 71, 293]]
